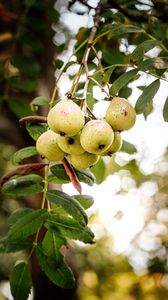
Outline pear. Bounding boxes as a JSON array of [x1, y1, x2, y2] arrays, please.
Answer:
[[105, 97, 136, 131], [57, 132, 85, 155], [69, 152, 99, 170], [101, 131, 122, 156], [36, 129, 65, 162], [47, 99, 84, 136], [80, 120, 114, 155]]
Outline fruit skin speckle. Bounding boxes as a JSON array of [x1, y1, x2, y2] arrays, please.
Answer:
[[105, 97, 136, 131]]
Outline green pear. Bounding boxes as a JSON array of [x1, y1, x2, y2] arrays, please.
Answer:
[[47, 99, 84, 136], [57, 132, 85, 155], [69, 152, 99, 170], [36, 129, 65, 162], [80, 120, 114, 155], [101, 131, 122, 156], [105, 97, 136, 131]]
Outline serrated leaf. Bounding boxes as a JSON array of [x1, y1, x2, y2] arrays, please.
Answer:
[[73, 194, 94, 209], [110, 69, 138, 96], [91, 157, 106, 184], [120, 140, 137, 154], [163, 96, 168, 122], [130, 40, 160, 62], [8, 208, 33, 226], [42, 231, 66, 267], [135, 79, 160, 114], [47, 215, 94, 243], [30, 96, 49, 107], [12, 146, 38, 164], [0, 237, 32, 253], [10, 261, 32, 300], [36, 245, 75, 289], [26, 123, 47, 140], [47, 190, 88, 226], [1, 174, 43, 197], [7, 97, 33, 118], [7, 209, 48, 241]]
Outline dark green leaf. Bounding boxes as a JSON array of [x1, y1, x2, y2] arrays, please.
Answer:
[[42, 231, 66, 267], [1, 174, 43, 197], [135, 79, 160, 114], [26, 123, 47, 140], [110, 69, 138, 96], [7, 209, 48, 241], [8, 208, 33, 226], [108, 24, 143, 38], [73, 194, 94, 209], [11, 55, 40, 78], [163, 96, 168, 122], [75, 168, 96, 186], [139, 57, 168, 71], [130, 40, 160, 62], [86, 82, 95, 110], [30, 96, 49, 107], [102, 49, 126, 65], [10, 261, 32, 300], [47, 190, 88, 226], [12, 146, 38, 164], [103, 68, 114, 83], [0, 237, 32, 253], [9, 77, 38, 92], [36, 245, 75, 289], [48, 174, 70, 184], [91, 158, 106, 184], [7, 97, 33, 118], [50, 164, 70, 182], [47, 215, 94, 243], [120, 140, 137, 154]]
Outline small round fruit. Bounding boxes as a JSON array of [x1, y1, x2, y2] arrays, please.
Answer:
[[105, 97, 136, 131], [80, 120, 114, 155], [47, 99, 84, 136], [101, 131, 122, 156], [69, 152, 99, 170], [57, 133, 85, 155], [36, 129, 65, 162]]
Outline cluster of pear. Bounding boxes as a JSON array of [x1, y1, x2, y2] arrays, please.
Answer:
[[36, 97, 136, 170]]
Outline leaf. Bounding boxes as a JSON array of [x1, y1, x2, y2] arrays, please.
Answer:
[[36, 245, 75, 289], [7, 209, 48, 241], [8, 208, 33, 226], [163, 96, 168, 122], [120, 140, 137, 154], [47, 190, 88, 226], [91, 157, 106, 184], [11, 55, 40, 78], [50, 164, 70, 181], [30, 96, 49, 107], [130, 40, 160, 62], [42, 231, 66, 267], [110, 69, 138, 96], [75, 168, 96, 186], [135, 79, 160, 114], [73, 194, 94, 209], [1, 174, 43, 197], [102, 48, 126, 65], [47, 215, 94, 243], [108, 24, 144, 38], [47, 174, 70, 184], [9, 77, 38, 92], [10, 261, 32, 300], [26, 123, 47, 140], [7, 97, 33, 118], [12, 146, 38, 164], [0, 237, 32, 253]]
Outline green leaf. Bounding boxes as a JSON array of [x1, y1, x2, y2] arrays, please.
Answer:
[[8, 208, 33, 226], [47, 215, 94, 243], [10, 261, 32, 300], [11, 55, 40, 78], [12, 146, 38, 164], [135, 79, 160, 114], [42, 231, 66, 267], [73, 194, 94, 209], [7, 97, 33, 118], [26, 123, 47, 140], [120, 140, 137, 154], [30, 96, 49, 107], [9, 77, 38, 92], [108, 24, 144, 38], [91, 157, 106, 184], [163, 96, 168, 122], [75, 168, 96, 186], [50, 164, 70, 182], [48, 174, 69, 184], [0, 237, 32, 253], [47, 190, 88, 226], [130, 40, 160, 62], [36, 245, 75, 289], [110, 69, 138, 96], [1, 174, 43, 197], [102, 49, 126, 65], [7, 209, 48, 241]]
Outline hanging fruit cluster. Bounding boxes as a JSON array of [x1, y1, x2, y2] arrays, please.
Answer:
[[36, 97, 136, 170]]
